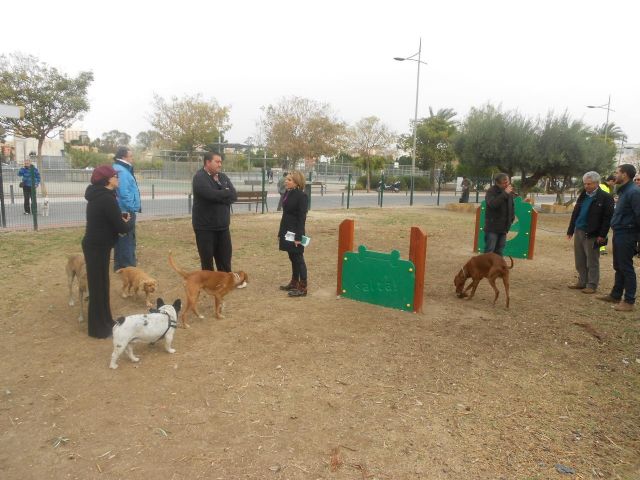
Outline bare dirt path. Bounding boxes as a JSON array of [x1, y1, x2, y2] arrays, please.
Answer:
[[0, 207, 638, 479]]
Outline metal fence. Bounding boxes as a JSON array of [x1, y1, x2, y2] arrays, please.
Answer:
[[0, 166, 467, 231]]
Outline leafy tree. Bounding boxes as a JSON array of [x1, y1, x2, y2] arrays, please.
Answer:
[[66, 146, 112, 168], [539, 113, 615, 201], [455, 104, 616, 197], [400, 107, 458, 188], [135, 130, 162, 150], [149, 94, 230, 152], [0, 53, 93, 194], [593, 121, 626, 143], [261, 96, 346, 169], [348, 116, 395, 191], [98, 129, 131, 153]]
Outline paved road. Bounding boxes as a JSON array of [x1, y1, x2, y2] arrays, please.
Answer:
[[0, 189, 560, 231]]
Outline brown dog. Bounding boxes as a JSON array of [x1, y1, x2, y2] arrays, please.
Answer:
[[168, 252, 248, 327], [66, 254, 88, 321], [454, 253, 514, 308], [115, 267, 158, 307]]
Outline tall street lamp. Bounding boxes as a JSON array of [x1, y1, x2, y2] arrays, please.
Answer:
[[587, 94, 614, 143], [394, 38, 427, 206]]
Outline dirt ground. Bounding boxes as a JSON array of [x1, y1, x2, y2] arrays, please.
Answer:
[[0, 207, 638, 480]]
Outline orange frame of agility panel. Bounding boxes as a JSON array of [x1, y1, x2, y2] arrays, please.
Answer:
[[336, 219, 427, 313]]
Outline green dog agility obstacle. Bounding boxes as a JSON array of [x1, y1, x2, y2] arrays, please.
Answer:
[[336, 219, 427, 313]]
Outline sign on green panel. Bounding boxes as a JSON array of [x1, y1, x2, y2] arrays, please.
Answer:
[[477, 196, 533, 259], [341, 245, 415, 311]]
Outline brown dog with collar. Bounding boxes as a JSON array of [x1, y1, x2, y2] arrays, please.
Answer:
[[168, 252, 248, 327], [454, 253, 513, 308]]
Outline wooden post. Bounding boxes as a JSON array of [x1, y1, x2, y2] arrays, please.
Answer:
[[528, 209, 538, 259], [409, 227, 427, 313], [337, 219, 355, 296]]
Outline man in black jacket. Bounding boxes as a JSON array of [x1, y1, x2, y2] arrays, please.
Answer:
[[192, 152, 237, 272], [566, 171, 615, 294], [484, 173, 515, 256]]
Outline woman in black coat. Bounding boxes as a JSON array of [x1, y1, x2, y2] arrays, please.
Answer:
[[278, 171, 309, 297], [82, 165, 132, 338]]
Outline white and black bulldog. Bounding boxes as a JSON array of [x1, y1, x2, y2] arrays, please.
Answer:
[[110, 298, 181, 369]]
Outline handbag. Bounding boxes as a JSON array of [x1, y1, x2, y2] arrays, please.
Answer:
[[19, 181, 24, 188]]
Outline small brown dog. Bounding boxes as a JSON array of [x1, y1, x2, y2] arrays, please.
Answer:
[[168, 252, 248, 327], [454, 253, 514, 308], [66, 254, 88, 321], [115, 267, 158, 307]]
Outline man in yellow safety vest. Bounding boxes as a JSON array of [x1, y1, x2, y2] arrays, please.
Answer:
[[599, 175, 616, 254]]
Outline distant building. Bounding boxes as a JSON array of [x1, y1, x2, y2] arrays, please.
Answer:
[[60, 129, 89, 144], [12, 137, 66, 166]]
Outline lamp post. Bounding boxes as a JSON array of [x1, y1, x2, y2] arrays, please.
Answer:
[[587, 94, 614, 143], [394, 38, 427, 206]]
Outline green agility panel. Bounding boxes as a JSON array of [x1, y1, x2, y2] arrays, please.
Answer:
[[477, 196, 534, 259], [341, 245, 416, 311]]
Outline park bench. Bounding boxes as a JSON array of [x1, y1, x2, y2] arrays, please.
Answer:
[[234, 191, 268, 213]]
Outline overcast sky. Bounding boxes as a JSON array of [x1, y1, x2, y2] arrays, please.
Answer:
[[4, 0, 639, 145]]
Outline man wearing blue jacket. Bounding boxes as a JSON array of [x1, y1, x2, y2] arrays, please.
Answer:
[[17, 157, 41, 214], [112, 147, 141, 270], [599, 164, 640, 311]]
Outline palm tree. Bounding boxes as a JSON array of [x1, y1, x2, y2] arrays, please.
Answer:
[[593, 122, 627, 143]]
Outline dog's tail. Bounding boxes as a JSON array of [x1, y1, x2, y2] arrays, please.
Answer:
[[168, 251, 190, 279], [506, 256, 514, 269]]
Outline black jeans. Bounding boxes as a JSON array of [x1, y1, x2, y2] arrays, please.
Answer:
[[611, 231, 637, 304], [288, 250, 307, 282], [194, 229, 232, 272], [22, 186, 33, 213]]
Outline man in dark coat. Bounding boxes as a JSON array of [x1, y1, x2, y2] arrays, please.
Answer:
[[484, 173, 516, 256], [192, 152, 237, 272], [566, 171, 615, 294], [599, 164, 640, 311]]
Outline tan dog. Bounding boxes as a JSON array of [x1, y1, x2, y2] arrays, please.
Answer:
[[168, 252, 248, 327], [454, 253, 514, 308], [115, 267, 158, 307], [66, 254, 87, 321]]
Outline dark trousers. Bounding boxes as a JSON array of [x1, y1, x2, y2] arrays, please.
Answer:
[[611, 231, 637, 304], [288, 250, 307, 282], [194, 229, 232, 272], [82, 241, 114, 339], [114, 213, 137, 271], [460, 189, 470, 203], [22, 186, 33, 213], [484, 231, 507, 256]]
